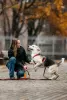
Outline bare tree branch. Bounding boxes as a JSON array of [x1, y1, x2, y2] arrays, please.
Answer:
[[25, 0, 36, 9]]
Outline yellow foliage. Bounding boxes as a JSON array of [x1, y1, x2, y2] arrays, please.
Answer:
[[27, 0, 67, 36], [2, 0, 67, 36]]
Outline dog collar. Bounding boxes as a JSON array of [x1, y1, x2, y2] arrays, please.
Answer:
[[33, 54, 40, 58]]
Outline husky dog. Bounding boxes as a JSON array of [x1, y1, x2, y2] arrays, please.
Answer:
[[28, 45, 64, 80]]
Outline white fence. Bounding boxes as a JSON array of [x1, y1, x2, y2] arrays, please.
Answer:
[[28, 36, 67, 59]]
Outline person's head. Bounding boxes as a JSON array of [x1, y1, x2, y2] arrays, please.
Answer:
[[16, 40, 21, 48]]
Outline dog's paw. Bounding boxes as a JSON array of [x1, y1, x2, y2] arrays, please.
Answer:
[[54, 75, 59, 80], [49, 75, 59, 80]]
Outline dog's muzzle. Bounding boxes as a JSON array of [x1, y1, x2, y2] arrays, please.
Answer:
[[27, 46, 33, 51]]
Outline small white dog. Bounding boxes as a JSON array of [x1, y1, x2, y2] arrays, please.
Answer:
[[28, 44, 64, 80]]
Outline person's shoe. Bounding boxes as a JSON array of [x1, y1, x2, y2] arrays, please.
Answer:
[[10, 77, 15, 80]]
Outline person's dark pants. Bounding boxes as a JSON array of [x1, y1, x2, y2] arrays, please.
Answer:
[[6, 57, 16, 78], [15, 62, 25, 79], [16, 70, 25, 79], [6, 57, 25, 79]]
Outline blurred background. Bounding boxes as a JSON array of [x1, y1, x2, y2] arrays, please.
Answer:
[[0, 0, 67, 62]]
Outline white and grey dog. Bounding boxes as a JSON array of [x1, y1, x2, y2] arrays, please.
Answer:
[[28, 44, 64, 80]]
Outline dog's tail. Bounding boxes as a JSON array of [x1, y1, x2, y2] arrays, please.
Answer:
[[57, 61, 62, 67], [57, 58, 65, 67]]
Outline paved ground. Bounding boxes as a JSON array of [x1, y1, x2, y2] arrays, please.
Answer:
[[0, 62, 67, 100]]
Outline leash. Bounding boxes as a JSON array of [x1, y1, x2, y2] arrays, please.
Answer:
[[0, 78, 51, 80]]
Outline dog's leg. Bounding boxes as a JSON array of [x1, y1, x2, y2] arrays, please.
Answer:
[[43, 67, 46, 77], [43, 67, 49, 79], [49, 72, 59, 80], [49, 73, 56, 80], [48, 64, 59, 80], [34, 63, 42, 72], [53, 72, 59, 80]]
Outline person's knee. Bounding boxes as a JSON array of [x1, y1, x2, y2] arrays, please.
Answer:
[[10, 57, 16, 64], [17, 70, 25, 77]]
